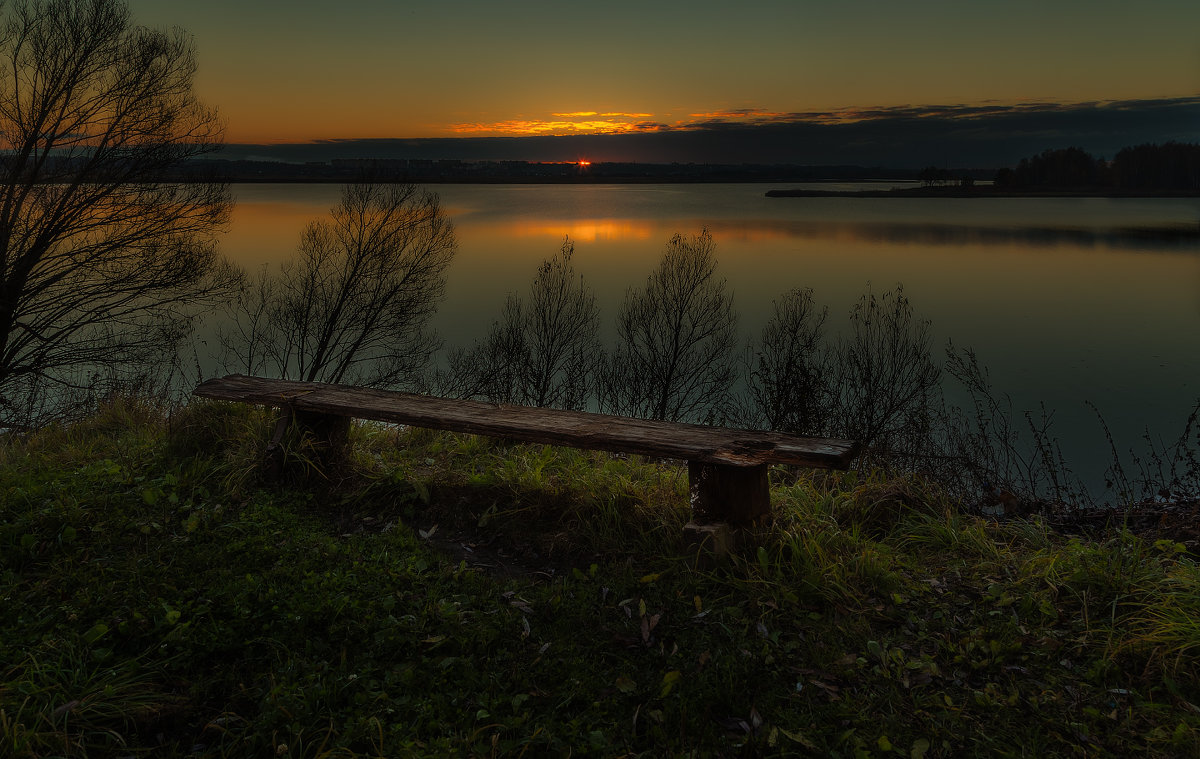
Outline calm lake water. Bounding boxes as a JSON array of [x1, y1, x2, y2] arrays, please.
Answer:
[[221, 182, 1200, 492]]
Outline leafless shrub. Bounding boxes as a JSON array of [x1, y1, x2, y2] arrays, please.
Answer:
[[827, 285, 940, 458], [601, 230, 737, 423], [936, 345, 1085, 508], [220, 182, 456, 388], [740, 287, 830, 434], [441, 238, 600, 408]]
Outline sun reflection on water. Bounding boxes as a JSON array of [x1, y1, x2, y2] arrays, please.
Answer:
[[500, 219, 658, 242]]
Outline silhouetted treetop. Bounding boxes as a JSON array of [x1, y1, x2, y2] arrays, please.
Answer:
[[1112, 142, 1200, 191], [994, 142, 1200, 191], [997, 147, 1105, 188]]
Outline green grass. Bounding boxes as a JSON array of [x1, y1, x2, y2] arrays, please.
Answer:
[[2, 397, 1200, 757]]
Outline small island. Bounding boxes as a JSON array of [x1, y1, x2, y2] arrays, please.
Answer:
[[768, 143, 1200, 198]]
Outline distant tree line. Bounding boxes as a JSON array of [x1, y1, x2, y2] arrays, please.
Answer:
[[994, 143, 1200, 190]]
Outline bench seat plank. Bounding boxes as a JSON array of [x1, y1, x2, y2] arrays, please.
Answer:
[[194, 374, 858, 469]]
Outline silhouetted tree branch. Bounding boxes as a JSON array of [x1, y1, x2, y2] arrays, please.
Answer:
[[741, 287, 830, 434], [441, 237, 600, 408], [602, 229, 737, 422], [0, 0, 235, 425], [828, 284, 940, 456], [221, 182, 456, 388]]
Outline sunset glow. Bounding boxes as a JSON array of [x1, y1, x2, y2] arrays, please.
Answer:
[[450, 113, 662, 137], [123, 0, 1198, 148]]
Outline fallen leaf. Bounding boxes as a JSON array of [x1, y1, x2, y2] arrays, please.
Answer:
[[749, 706, 763, 730], [779, 727, 818, 749], [716, 716, 750, 734], [660, 670, 681, 697]]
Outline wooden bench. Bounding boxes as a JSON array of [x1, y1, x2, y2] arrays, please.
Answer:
[[193, 374, 858, 536]]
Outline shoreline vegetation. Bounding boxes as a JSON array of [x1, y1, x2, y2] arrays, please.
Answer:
[[3, 399, 1200, 756]]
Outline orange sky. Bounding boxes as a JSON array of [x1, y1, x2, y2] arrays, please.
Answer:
[[128, 0, 1199, 145]]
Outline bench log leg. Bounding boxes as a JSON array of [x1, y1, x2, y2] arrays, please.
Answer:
[[264, 405, 351, 481], [687, 462, 771, 523]]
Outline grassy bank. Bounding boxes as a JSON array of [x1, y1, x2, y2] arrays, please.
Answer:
[[2, 399, 1200, 757]]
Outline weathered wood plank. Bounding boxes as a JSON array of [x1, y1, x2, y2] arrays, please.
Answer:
[[193, 374, 859, 469]]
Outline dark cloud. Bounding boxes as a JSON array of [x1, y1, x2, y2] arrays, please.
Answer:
[[219, 97, 1200, 168]]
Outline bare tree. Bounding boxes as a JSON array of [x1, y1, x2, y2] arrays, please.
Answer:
[[222, 182, 457, 388], [602, 229, 737, 423], [520, 238, 600, 408], [0, 0, 234, 425], [828, 284, 941, 456], [442, 237, 600, 409], [742, 287, 830, 434]]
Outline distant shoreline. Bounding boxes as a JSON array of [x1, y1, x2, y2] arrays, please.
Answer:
[[765, 186, 1200, 199]]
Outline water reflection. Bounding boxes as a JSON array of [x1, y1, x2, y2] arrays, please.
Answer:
[[503, 219, 658, 242], [500, 215, 1200, 250]]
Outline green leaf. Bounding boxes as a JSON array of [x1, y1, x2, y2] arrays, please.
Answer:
[[877, 735, 893, 751], [616, 676, 636, 693], [413, 480, 431, 504], [660, 670, 681, 697], [910, 738, 931, 759], [83, 623, 109, 645]]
